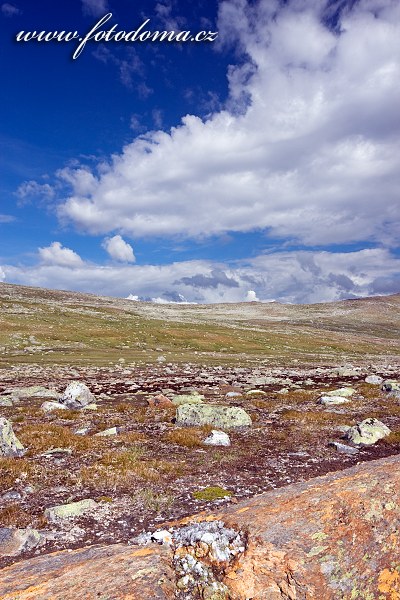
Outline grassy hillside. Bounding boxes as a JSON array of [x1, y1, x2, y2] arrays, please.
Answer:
[[1, 282, 399, 367]]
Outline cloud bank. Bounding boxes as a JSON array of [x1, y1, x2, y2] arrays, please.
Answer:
[[2, 247, 400, 304]]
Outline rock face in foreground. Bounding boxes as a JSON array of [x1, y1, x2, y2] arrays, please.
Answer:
[[0, 454, 399, 599]]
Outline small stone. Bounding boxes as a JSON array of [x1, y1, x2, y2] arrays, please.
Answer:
[[195, 541, 209, 558], [0, 417, 25, 457], [245, 389, 267, 397], [202, 582, 230, 600], [151, 530, 172, 545], [74, 427, 90, 435], [95, 427, 118, 437], [365, 375, 383, 385], [318, 395, 351, 406], [41, 447, 72, 457], [41, 401, 68, 412], [1, 490, 22, 502], [203, 430, 231, 447], [147, 394, 173, 408], [328, 442, 359, 455], [44, 499, 97, 523]]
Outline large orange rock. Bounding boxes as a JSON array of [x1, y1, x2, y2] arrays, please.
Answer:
[[0, 454, 399, 599], [0, 544, 175, 600]]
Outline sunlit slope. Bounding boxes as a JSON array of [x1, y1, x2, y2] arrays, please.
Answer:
[[1, 282, 399, 367]]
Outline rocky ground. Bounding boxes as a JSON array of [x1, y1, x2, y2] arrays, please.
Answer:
[[0, 283, 400, 583], [1, 362, 400, 570]]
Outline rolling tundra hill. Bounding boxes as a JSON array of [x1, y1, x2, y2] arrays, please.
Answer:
[[0, 282, 399, 367]]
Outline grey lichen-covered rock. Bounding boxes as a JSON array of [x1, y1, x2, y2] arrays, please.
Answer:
[[176, 404, 251, 429], [345, 418, 391, 445], [172, 520, 244, 598], [0, 527, 42, 557], [44, 499, 97, 523], [203, 430, 231, 447], [0, 417, 25, 457], [41, 401, 68, 412], [5, 386, 60, 401], [365, 375, 383, 385], [172, 392, 205, 406], [0, 397, 13, 407], [60, 381, 95, 409], [334, 367, 360, 377], [326, 387, 356, 397], [318, 395, 351, 406]]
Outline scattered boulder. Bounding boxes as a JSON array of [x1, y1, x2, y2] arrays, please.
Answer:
[[365, 375, 383, 385], [326, 387, 355, 397], [176, 405, 251, 429], [0, 527, 42, 557], [344, 418, 391, 445], [0, 417, 25, 457], [41, 401, 68, 413], [44, 499, 98, 523], [5, 386, 60, 401], [60, 381, 95, 409], [147, 394, 173, 408], [334, 366, 360, 377], [172, 393, 205, 406], [203, 430, 231, 447], [318, 395, 350, 406]]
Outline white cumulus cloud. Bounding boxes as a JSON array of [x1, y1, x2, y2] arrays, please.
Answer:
[[55, 0, 400, 248], [38, 242, 84, 268], [102, 235, 136, 263]]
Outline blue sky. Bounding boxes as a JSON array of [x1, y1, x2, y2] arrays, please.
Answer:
[[1, 0, 399, 304]]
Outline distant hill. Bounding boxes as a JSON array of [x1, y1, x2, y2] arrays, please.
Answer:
[[1, 282, 399, 367]]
